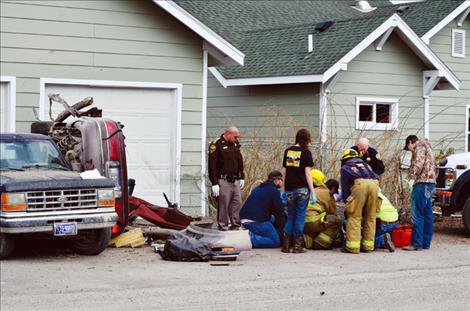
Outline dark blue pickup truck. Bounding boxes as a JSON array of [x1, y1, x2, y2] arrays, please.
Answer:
[[0, 133, 117, 259]]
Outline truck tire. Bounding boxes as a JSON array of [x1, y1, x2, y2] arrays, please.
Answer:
[[30, 121, 53, 135], [463, 197, 470, 237], [72, 228, 112, 256], [0, 233, 15, 260]]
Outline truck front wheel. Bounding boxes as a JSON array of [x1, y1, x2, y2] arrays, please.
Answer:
[[463, 197, 470, 237], [72, 228, 112, 255], [0, 233, 15, 260]]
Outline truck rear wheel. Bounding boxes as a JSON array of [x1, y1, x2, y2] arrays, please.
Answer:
[[463, 197, 470, 237], [72, 228, 112, 255], [0, 233, 15, 260]]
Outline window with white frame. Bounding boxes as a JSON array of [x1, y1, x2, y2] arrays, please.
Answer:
[[452, 29, 465, 58], [356, 97, 399, 131]]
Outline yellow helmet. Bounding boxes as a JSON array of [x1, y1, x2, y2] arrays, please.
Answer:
[[341, 149, 359, 161], [310, 169, 326, 187]]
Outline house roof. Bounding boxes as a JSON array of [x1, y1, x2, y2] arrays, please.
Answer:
[[171, 0, 464, 85]]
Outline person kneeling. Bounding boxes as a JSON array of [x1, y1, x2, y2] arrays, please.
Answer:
[[375, 192, 399, 252], [303, 170, 342, 250], [240, 171, 286, 248]]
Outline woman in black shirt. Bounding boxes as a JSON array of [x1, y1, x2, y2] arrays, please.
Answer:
[[281, 129, 316, 253]]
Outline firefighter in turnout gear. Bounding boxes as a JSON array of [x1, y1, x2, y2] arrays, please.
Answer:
[[340, 149, 380, 254], [303, 169, 341, 250], [208, 126, 245, 230]]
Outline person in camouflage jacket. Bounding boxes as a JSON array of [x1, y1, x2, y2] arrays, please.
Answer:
[[403, 135, 436, 251]]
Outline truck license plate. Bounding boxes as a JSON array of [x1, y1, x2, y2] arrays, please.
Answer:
[[53, 222, 78, 236]]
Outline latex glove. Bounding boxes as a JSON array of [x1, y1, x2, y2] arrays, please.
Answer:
[[212, 185, 220, 197], [309, 192, 317, 205], [239, 179, 245, 189]]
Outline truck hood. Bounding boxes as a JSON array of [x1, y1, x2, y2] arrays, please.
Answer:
[[0, 170, 115, 192], [445, 152, 470, 168]]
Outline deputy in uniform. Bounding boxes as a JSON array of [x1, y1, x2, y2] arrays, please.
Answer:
[[208, 126, 245, 231], [351, 137, 384, 176], [340, 149, 380, 254], [303, 169, 341, 250]]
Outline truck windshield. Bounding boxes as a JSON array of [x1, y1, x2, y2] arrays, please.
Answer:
[[0, 140, 69, 171]]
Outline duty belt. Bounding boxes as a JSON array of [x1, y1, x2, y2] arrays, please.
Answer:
[[220, 174, 239, 183]]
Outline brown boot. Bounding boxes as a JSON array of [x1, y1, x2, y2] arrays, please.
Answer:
[[281, 233, 292, 253], [293, 235, 306, 253]]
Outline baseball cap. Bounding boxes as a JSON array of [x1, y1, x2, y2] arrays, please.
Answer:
[[268, 170, 282, 180]]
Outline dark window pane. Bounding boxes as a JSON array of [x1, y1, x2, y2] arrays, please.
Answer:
[[359, 105, 373, 121], [376, 104, 391, 123], [468, 108, 470, 131], [468, 134, 470, 151]]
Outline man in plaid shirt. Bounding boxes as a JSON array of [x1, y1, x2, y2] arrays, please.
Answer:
[[403, 135, 436, 251]]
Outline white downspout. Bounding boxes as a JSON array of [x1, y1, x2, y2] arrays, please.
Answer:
[[200, 49, 208, 216], [424, 96, 430, 139]]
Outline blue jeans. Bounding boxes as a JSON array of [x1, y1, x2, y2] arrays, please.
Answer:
[[411, 183, 435, 249], [375, 222, 398, 248], [284, 187, 309, 236], [243, 220, 281, 248]]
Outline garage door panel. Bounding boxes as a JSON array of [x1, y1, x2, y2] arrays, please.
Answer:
[[116, 115, 172, 138], [125, 140, 171, 165], [44, 82, 178, 204]]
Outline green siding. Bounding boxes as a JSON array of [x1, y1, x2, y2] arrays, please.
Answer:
[[428, 17, 470, 153], [207, 74, 320, 145], [0, 0, 204, 214], [329, 33, 426, 154]]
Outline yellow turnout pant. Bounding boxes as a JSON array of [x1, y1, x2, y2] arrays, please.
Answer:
[[345, 179, 380, 253]]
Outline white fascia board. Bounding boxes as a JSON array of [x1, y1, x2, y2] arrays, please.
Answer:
[[323, 14, 460, 91], [209, 67, 323, 87], [154, 1, 244, 66], [421, 1, 470, 44], [323, 15, 399, 83], [394, 14, 460, 90]]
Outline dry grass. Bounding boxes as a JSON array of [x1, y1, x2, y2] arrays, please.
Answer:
[[204, 97, 462, 213]]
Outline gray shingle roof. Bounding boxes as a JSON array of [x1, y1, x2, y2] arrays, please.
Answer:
[[173, 0, 464, 79]]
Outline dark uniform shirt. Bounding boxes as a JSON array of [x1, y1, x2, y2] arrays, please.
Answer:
[[351, 145, 384, 175], [240, 181, 286, 230], [208, 134, 244, 185], [340, 158, 379, 201]]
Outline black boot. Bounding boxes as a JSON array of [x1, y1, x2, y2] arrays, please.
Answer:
[[293, 235, 306, 253], [281, 233, 292, 253]]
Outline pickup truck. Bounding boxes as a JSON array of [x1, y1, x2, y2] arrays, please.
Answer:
[[434, 152, 470, 235], [0, 133, 117, 259]]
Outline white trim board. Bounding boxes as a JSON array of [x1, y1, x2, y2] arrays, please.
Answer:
[[200, 49, 208, 216], [0, 76, 16, 133], [421, 1, 470, 44], [154, 0, 244, 66], [466, 104, 470, 152], [209, 67, 323, 88], [210, 14, 459, 90], [323, 14, 459, 90], [38, 78, 182, 204]]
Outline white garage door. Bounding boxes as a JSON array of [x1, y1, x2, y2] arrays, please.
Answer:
[[42, 81, 181, 206]]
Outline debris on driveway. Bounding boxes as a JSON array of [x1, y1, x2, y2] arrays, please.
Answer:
[[128, 195, 201, 230], [108, 228, 145, 248]]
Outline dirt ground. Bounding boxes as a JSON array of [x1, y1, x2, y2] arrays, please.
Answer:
[[432, 216, 470, 244], [1, 220, 469, 311]]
